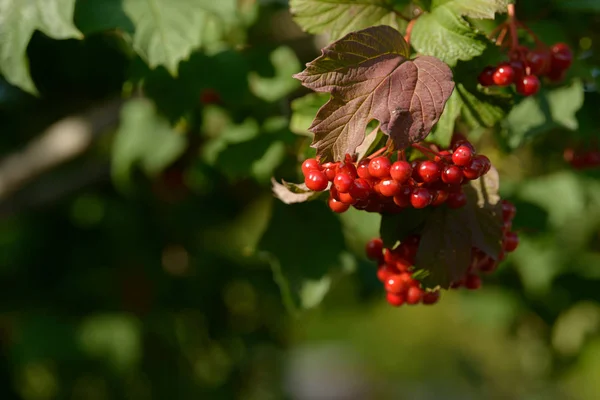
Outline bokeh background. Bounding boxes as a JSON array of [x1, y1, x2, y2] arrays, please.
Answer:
[[1, 0, 600, 399]]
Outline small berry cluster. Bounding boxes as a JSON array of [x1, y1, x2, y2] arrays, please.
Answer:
[[564, 147, 600, 170], [478, 43, 573, 96], [302, 140, 491, 214], [365, 200, 519, 308]]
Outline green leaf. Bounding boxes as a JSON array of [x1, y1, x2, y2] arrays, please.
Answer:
[[457, 83, 511, 128], [271, 179, 325, 204], [76, 0, 236, 75], [0, 0, 82, 94], [554, 0, 600, 12], [294, 25, 454, 161], [249, 46, 301, 102], [112, 98, 187, 189], [429, 89, 462, 147], [501, 79, 584, 149], [290, 93, 329, 137], [411, 0, 508, 66], [289, 0, 409, 40]]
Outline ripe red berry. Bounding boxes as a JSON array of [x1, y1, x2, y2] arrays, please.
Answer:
[[435, 150, 452, 163], [338, 191, 356, 205], [477, 257, 498, 273], [357, 159, 372, 179], [465, 274, 482, 290], [305, 170, 328, 191], [493, 63, 515, 86], [509, 59, 525, 80], [422, 291, 440, 305], [337, 162, 357, 179], [411, 188, 433, 209], [503, 231, 519, 252], [390, 161, 412, 183], [321, 162, 338, 181], [333, 172, 353, 193], [406, 286, 423, 305], [550, 42, 573, 72], [386, 292, 405, 307], [393, 186, 412, 208], [431, 190, 449, 206], [502, 200, 516, 222], [442, 165, 464, 185], [478, 66, 496, 86], [368, 156, 392, 178], [328, 197, 350, 213], [385, 274, 410, 294], [516, 75, 540, 96], [526, 50, 551, 76], [379, 179, 400, 197], [418, 161, 442, 183], [349, 178, 371, 200], [301, 158, 320, 176], [365, 238, 383, 260], [446, 191, 467, 208], [463, 155, 489, 180], [452, 145, 474, 166]]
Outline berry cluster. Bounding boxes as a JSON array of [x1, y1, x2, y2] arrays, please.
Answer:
[[302, 139, 491, 214], [564, 147, 600, 170], [478, 43, 573, 96], [365, 200, 519, 307]]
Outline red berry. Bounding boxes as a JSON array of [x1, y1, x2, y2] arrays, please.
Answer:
[[446, 191, 467, 208], [431, 190, 449, 206], [322, 162, 338, 181], [338, 191, 356, 205], [463, 155, 489, 180], [305, 170, 328, 191], [406, 286, 423, 305], [301, 158, 320, 176], [509, 59, 525, 80], [328, 197, 350, 213], [452, 145, 473, 166], [435, 150, 452, 163], [465, 274, 482, 290], [411, 188, 433, 209], [368, 156, 392, 179], [502, 200, 516, 222], [356, 159, 371, 179], [503, 231, 519, 252], [385, 274, 410, 294], [390, 161, 412, 183], [526, 50, 551, 76], [393, 186, 412, 208], [422, 291, 440, 305], [386, 292, 405, 307], [442, 165, 464, 185], [337, 162, 357, 179], [349, 178, 371, 200], [478, 257, 498, 273], [418, 161, 442, 183], [395, 259, 411, 273], [452, 140, 475, 153], [516, 75, 540, 96], [550, 42, 573, 72], [478, 66, 496, 86], [377, 264, 397, 282], [379, 179, 401, 197], [333, 173, 353, 193], [365, 238, 383, 260], [493, 63, 515, 86], [547, 67, 566, 82]]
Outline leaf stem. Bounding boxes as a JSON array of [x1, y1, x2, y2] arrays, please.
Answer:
[[507, 3, 519, 51], [516, 22, 547, 48], [369, 146, 388, 159], [411, 143, 440, 158], [404, 19, 416, 45]]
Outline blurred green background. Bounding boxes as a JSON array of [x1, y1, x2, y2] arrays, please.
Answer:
[[1, 0, 600, 399]]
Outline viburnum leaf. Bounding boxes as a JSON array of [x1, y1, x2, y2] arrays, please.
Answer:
[[379, 208, 431, 248], [271, 179, 325, 204], [0, 0, 82, 94], [289, 0, 410, 40], [294, 25, 454, 161], [416, 167, 503, 289], [411, 0, 509, 65]]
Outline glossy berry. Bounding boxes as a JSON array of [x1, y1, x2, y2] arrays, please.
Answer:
[[301, 158, 320, 176], [368, 156, 392, 178], [357, 159, 372, 179], [393, 186, 412, 208], [328, 197, 350, 213], [502, 200, 516, 222], [379, 179, 400, 197], [493, 63, 515, 86], [431, 190, 449, 207], [478, 66, 496, 86], [406, 286, 423, 305], [321, 162, 338, 181], [526, 50, 551, 76], [452, 145, 473, 166], [386, 292, 405, 307], [442, 165, 464, 185], [550, 42, 573, 72], [337, 162, 357, 179], [417, 161, 442, 183], [411, 188, 433, 209], [465, 274, 482, 290], [349, 178, 371, 200], [503, 231, 519, 252], [509, 59, 525, 80], [463, 155, 490, 180], [422, 291, 440, 305], [338, 191, 355, 205], [333, 172, 353, 193], [365, 238, 383, 260], [390, 161, 412, 183], [305, 170, 328, 191], [446, 191, 467, 208], [385, 274, 410, 294], [516, 75, 540, 96]]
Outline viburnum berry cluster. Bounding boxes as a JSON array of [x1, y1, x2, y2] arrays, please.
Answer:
[[365, 200, 519, 307], [478, 4, 573, 96], [564, 147, 600, 170], [301, 138, 491, 214]]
